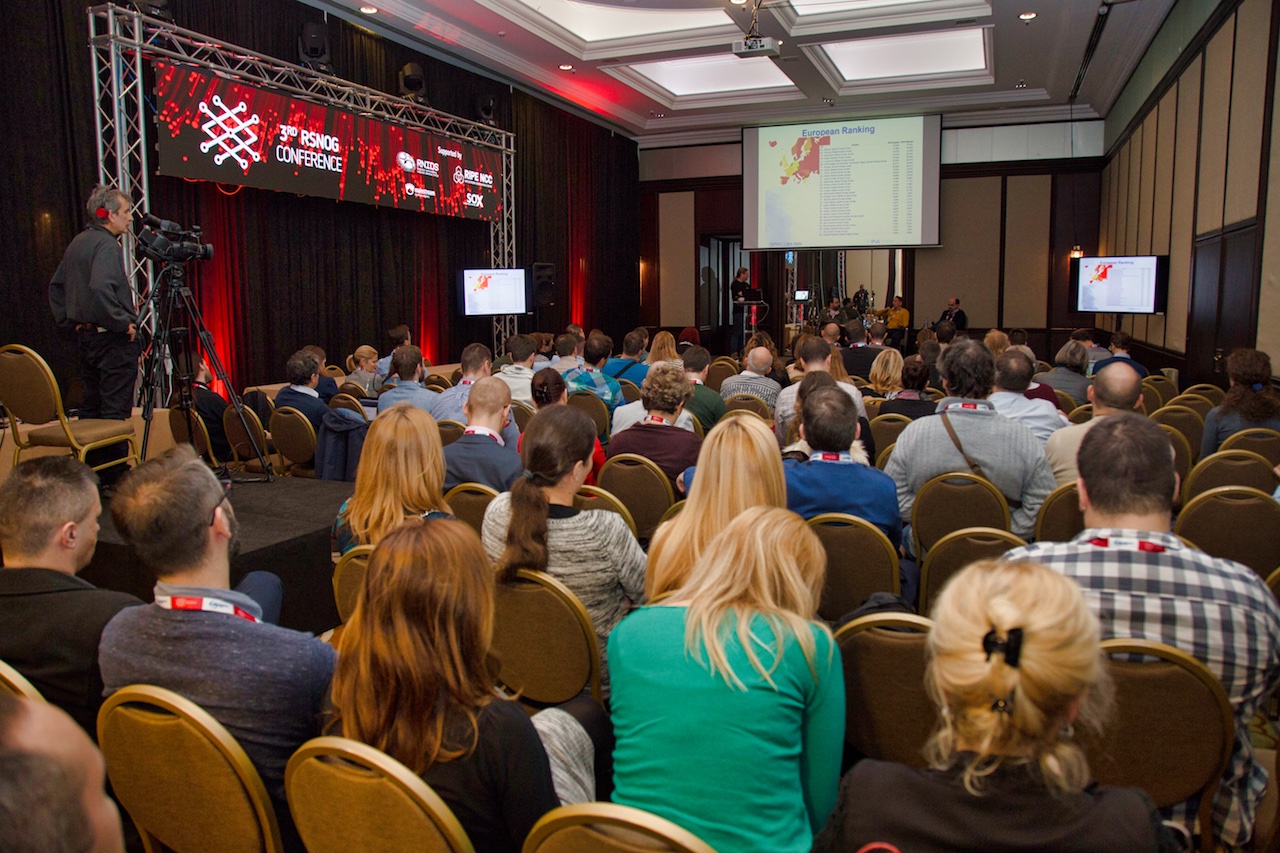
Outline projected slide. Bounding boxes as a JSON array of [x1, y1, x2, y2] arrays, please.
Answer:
[[462, 269, 526, 316], [1078, 257, 1157, 313], [743, 116, 940, 249]]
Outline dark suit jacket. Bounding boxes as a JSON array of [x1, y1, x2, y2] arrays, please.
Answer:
[[193, 383, 231, 459], [316, 375, 339, 402], [936, 308, 968, 330], [443, 433, 523, 493], [842, 344, 888, 380], [274, 386, 329, 430], [0, 569, 142, 737]]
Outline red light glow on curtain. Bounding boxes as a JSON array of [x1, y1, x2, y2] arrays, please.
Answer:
[[192, 190, 245, 397]]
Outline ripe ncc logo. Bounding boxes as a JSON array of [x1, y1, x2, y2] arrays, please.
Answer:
[[198, 95, 261, 170]]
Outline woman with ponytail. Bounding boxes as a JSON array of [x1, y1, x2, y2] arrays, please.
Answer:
[[815, 559, 1177, 853], [1201, 348, 1280, 457], [481, 404, 646, 694]]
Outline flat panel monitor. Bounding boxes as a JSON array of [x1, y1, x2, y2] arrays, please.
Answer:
[[1069, 256, 1169, 315], [460, 268, 528, 316]]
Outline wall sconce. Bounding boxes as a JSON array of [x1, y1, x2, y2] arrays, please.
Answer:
[[1070, 245, 1084, 259]]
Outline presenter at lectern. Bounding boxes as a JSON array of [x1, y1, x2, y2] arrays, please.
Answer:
[[730, 267, 752, 352]]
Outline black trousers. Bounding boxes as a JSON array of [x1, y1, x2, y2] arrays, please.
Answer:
[[77, 329, 137, 420]]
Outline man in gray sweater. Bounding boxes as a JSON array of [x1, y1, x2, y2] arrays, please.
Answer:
[[886, 338, 1055, 544], [98, 447, 335, 850]]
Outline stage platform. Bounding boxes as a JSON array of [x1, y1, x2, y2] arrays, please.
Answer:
[[83, 477, 353, 635]]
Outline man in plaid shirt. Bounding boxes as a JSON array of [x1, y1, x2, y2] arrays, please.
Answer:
[[1005, 413, 1280, 847], [565, 333, 624, 413]]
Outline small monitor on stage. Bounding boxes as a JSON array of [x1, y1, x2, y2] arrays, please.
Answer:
[[793, 290, 810, 302], [459, 268, 528, 316]]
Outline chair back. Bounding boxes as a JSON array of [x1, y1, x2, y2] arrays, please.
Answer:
[[322, 365, 345, 380], [286, 737, 476, 853], [443, 482, 500, 535], [450, 369, 464, 385], [705, 361, 737, 393], [717, 408, 769, 426], [223, 404, 269, 466], [1158, 424, 1194, 490], [1068, 404, 1093, 425], [169, 407, 219, 467], [573, 486, 638, 537], [807, 513, 900, 622], [924, 387, 945, 402], [875, 442, 894, 470], [1053, 388, 1078, 412], [424, 374, 452, 392], [378, 383, 398, 396], [658, 499, 685, 526], [0, 658, 44, 700], [1034, 482, 1084, 543], [338, 381, 369, 399], [511, 401, 536, 432], [598, 454, 674, 541], [1141, 378, 1166, 409], [524, 802, 718, 853], [1152, 405, 1205, 462], [0, 344, 61, 425], [688, 414, 705, 438], [1267, 566, 1280, 604], [1183, 383, 1226, 406], [1220, 428, 1280, 465], [862, 397, 883, 421], [436, 420, 466, 447], [617, 378, 641, 404], [333, 545, 376, 623], [493, 569, 602, 706], [835, 614, 935, 768], [1167, 393, 1215, 419], [97, 685, 284, 853], [918, 527, 1027, 614], [723, 393, 771, 419], [271, 407, 318, 471], [910, 473, 1011, 558], [869, 414, 912, 453], [1183, 450, 1279, 505], [567, 391, 610, 439], [329, 393, 368, 420], [1174, 486, 1280, 578], [1145, 374, 1179, 408], [1084, 639, 1233, 849], [1138, 392, 1158, 416], [1035, 360, 1052, 374]]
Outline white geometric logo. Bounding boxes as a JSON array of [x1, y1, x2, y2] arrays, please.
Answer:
[[453, 165, 464, 184], [396, 151, 415, 171], [198, 96, 262, 170]]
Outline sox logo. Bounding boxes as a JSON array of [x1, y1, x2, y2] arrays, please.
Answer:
[[198, 95, 262, 170]]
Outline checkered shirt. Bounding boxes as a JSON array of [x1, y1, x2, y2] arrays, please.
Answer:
[[718, 371, 782, 412], [564, 367, 623, 412], [1005, 529, 1280, 847]]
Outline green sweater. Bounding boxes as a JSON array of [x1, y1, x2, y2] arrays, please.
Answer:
[[608, 606, 845, 853]]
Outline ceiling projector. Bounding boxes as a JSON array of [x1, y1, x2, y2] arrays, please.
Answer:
[[732, 36, 780, 58]]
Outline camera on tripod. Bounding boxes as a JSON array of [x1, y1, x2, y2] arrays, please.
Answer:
[[136, 213, 214, 263]]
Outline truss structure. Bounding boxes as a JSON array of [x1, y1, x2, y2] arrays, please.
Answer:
[[88, 3, 519, 395]]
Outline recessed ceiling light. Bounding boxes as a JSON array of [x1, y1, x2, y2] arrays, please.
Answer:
[[730, 0, 748, 5], [1019, 11, 1036, 20], [358, 5, 377, 13], [559, 63, 574, 71]]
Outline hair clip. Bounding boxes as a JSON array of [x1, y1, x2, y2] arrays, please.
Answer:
[[991, 696, 1014, 714], [522, 469, 536, 482], [982, 627, 1023, 668], [1252, 382, 1265, 392]]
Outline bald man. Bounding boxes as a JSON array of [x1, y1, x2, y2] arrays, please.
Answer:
[[444, 376, 523, 492], [0, 691, 124, 852], [1044, 361, 1145, 485], [719, 346, 782, 412]]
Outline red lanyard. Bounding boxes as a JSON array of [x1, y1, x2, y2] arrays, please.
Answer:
[[154, 595, 260, 623], [1086, 537, 1167, 553]]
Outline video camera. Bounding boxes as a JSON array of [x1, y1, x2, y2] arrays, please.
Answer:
[[136, 213, 214, 263]]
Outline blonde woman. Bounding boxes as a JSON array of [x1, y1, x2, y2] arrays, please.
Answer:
[[610, 507, 844, 853], [984, 328, 1010, 360], [646, 331, 681, 367], [815, 560, 1174, 852], [646, 415, 786, 600], [345, 344, 381, 395], [867, 348, 905, 399], [332, 403, 451, 554]]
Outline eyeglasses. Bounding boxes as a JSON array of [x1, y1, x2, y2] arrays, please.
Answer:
[[209, 480, 232, 526]]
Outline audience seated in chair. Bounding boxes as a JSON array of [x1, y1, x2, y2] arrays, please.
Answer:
[[301, 345, 339, 402], [344, 344, 382, 397], [564, 334, 625, 413], [0, 690, 126, 853], [603, 329, 651, 386], [776, 337, 868, 448], [443, 377, 522, 493], [376, 345, 438, 415], [606, 363, 702, 495], [866, 348, 904, 399], [274, 349, 331, 431], [814, 559, 1176, 853], [528, 369, 607, 486], [840, 321, 889, 381], [0, 457, 142, 737], [879, 358, 937, 421], [1005, 413, 1280, 847], [1092, 330, 1149, 379], [1045, 362, 1145, 486], [784, 386, 914, 605], [647, 415, 786, 601], [188, 362, 232, 461], [329, 519, 608, 852], [482, 405, 645, 697], [550, 333, 584, 376], [719, 346, 782, 412], [989, 350, 1069, 445], [333, 404, 452, 555], [429, 342, 519, 446], [610, 507, 843, 853], [494, 333, 539, 409], [98, 446, 332, 851], [1201, 348, 1280, 458], [374, 322, 413, 378], [886, 339, 1055, 543], [1039, 340, 1093, 405], [679, 347, 727, 430]]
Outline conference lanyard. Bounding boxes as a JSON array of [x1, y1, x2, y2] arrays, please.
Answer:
[[463, 426, 503, 445], [941, 401, 990, 413], [458, 378, 474, 386], [809, 450, 856, 464], [643, 416, 672, 426], [1086, 537, 1167, 553], [154, 595, 260, 623]]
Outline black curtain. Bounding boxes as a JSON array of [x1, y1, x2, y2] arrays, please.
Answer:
[[1, 0, 638, 392]]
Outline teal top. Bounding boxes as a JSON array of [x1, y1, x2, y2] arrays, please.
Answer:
[[608, 606, 845, 853]]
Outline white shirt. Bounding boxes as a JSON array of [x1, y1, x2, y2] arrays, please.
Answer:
[[610, 400, 696, 438], [288, 384, 319, 398], [773, 378, 867, 447], [989, 390, 1069, 445]]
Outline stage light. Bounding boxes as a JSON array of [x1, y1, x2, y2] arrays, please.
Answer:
[[298, 23, 333, 75], [130, 0, 174, 22], [477, 96, 497, 127], [399, 63, 427, 104]]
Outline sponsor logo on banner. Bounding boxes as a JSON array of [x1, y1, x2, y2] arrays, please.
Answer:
[[398, 151, 440, 178], [198, 96, 261, 170], [405, 182, 436, 199], [396, 151, 415, 171], [452, 165, 495, 188]]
